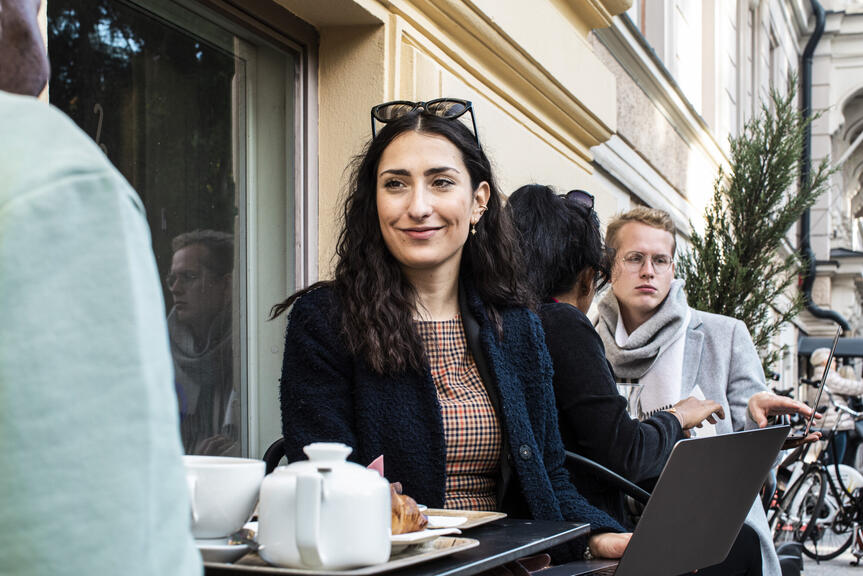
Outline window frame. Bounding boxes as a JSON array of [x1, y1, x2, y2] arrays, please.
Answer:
[[43, 0, 318, 457], [193, 0, 319, 456]]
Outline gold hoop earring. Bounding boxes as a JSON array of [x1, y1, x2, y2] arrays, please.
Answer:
[[472, 205, 487, 236]]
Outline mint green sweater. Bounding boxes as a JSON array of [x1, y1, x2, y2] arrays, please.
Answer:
[[0, 91, 201, 576]]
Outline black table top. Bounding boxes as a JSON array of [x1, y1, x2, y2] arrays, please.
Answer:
[[204, 518, 589, 576], [388, 518, 588, 576]]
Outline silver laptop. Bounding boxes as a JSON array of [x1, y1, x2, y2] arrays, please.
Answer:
[[545, 425, 790, 576], [786, 326, 841, 442]]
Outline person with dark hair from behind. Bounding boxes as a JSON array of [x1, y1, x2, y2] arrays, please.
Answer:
[[0, 1, 200, 574], [508, 184, 775, 575], [166, 229, 239, 456], [273, 101, 632, 562], [508, 184, 724, 523]]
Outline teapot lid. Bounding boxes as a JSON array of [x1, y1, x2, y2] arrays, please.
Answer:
[[302, 442, 352, 463]]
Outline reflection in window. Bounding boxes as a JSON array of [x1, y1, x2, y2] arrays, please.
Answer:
[[166, 230, 238, 456], [49, 0, 243, 455]]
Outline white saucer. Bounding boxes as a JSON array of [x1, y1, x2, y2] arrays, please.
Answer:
[[390, 527, 461, 554], [196, 537, 249, 563], [197, 521, 257, 564], [425, 515, 467, 529]]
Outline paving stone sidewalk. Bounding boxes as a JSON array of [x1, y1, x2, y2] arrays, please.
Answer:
[[803, 548, 863, 575]]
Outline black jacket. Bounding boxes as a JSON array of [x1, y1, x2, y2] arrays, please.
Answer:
[[539, 301, 684, 527], [279, 285, 624, 559]]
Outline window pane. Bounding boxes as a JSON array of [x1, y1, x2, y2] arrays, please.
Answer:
[[48, 0, 298, 456]]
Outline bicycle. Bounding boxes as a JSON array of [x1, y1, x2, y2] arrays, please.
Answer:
[[768, 381, 863, 561]]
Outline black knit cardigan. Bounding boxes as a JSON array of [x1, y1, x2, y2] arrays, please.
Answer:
[[279, 284, 623, 558]]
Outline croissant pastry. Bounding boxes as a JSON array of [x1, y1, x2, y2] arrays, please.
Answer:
[[390, 482, 428, 534]]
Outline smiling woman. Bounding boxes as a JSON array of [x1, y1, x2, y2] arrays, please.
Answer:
[[376, 131, 489, 298], [270, 101, 633, 562], [270, 107, 525, 375]]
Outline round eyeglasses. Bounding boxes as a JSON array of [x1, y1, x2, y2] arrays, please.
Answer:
[[165, 271, 201, 287], [620, 252, 673, 274], [370, 98, 480, 145]]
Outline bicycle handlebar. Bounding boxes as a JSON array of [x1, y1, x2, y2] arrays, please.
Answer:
[[835, 403, 863, 420]]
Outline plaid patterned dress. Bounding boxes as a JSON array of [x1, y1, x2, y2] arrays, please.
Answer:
[[416, 315, 501, 510]]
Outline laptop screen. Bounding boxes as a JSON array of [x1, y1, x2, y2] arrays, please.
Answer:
[[803, 326, 842, 436]]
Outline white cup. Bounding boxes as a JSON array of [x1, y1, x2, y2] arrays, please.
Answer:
[[184, 455, 265, 539]]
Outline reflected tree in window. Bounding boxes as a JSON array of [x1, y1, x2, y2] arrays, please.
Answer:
[[48, 0, 237, 276], [48, 0, 242, 456]]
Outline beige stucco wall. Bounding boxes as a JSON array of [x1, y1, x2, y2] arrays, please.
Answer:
[[294, 0, 631, 276], [317, 24, 387, 277]]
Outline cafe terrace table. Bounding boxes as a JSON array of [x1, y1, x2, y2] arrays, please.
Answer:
[[205, 518, 589, 576]]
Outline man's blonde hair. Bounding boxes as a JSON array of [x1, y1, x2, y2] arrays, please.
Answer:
[[605, 206, 677, 256]]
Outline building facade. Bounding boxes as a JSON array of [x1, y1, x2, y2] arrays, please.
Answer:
[[588, 0, 863, 389], [39, 0, 863, 456], [40, 0, 631, 457], [809, 1, 863, 340]]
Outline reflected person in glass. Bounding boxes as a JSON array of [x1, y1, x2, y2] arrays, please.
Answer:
[[166, 229, 239, 456], [271, 99, 631, 561]]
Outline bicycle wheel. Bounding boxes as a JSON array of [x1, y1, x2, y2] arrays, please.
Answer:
[[770, 468, 827, 546], [829, 463, 863, 495], [771, 467, 826, 546], [800, 470, 854, 561]]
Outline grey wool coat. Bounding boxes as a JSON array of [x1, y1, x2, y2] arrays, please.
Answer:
[[676, 308, 780, 576]]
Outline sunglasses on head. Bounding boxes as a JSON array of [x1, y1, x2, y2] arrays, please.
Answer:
[[370, 98, 480, 146], [565, 189, 595, 210]]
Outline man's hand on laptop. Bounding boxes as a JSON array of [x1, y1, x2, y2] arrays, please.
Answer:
[[588, 532, 632, 559], [747, 391, 822, 449], [669, 397, 725, 437]]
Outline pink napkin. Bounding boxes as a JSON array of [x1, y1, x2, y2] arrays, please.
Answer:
[[367, 455, 384, 477]]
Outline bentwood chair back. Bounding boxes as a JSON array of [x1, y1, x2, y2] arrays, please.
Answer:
[[263, 437, 287, 474]]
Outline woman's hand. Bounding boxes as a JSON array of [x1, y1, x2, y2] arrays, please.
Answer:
[[669, 397, 725, 434], [588, 532, 632, 559]]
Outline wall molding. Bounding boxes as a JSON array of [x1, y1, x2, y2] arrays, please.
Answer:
[[380, 0, 628, 167], [553, 0, 630, 31]]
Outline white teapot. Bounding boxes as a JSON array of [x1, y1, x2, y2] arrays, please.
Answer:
[[257, 442, 391, 569]]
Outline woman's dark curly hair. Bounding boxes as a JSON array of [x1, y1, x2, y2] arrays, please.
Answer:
[[271, 110, 533, 374], [507, 184, 610, 302]]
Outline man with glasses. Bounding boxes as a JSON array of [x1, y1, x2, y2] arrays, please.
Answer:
[[0, 1, 200, 574], [596, 207, 814, 576], [166, 229, 238, 456]]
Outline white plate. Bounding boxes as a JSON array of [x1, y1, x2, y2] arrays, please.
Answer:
[[389, 527, 461, 554], [425, 515, 467, 529], [197, 538, 249, 563], [422, 508, 507, 530]]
